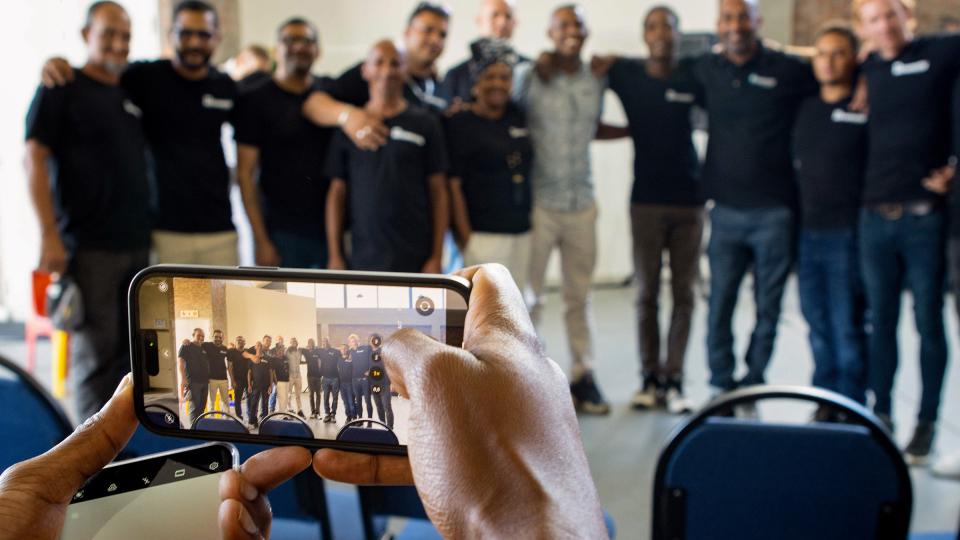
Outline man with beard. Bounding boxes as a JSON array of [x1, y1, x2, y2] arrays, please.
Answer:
[[25, 1, 150, 421], [202, 329, 230, 414], [42, 1, 239, 265], [235, 18, 334, 269], [178, 328, 210, 426]]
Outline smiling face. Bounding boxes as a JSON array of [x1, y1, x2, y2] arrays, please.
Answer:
[[643, 8, 679, 62], [856, 0, 910, 57], [813, 31, 858, 87], [473, 62, 513, 109], [277, 22, 319, 77], [362, 40, 406, 96], [171, 8, 219, 70], [717, 0, 760, 57], [548, 6, 588, 57], [83, 3, 131, 75], [404, 10, 448, 67]]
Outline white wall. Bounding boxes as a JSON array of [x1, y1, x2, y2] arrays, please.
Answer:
[[0, 0, 161, 321], [236, 0, 719, 285]]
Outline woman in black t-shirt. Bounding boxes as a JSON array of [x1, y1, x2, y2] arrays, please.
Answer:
[[447, 40, 533, 289]]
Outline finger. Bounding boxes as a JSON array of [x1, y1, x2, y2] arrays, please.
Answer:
[[219, 469, 272, 537], [38, 374, 138, 502], [218, 498, 261, 540], [454, 265, 539, 354], [312, 449, 413, 485], [381, 327, 476, 399], [239, 446, 312, 493]]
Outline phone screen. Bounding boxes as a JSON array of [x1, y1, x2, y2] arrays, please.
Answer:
[[61, 443, 235, 540], [132, 271, 468, 449]]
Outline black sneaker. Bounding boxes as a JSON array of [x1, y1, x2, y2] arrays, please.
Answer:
[[904, 421, 936, 466], [630, 374, 661, 410], [811, 405, 836, 423], [297, 410, 305, 418], [570, 373, 611, 415]]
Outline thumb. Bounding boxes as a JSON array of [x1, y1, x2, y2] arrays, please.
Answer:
[[382, 328, 477, 402], [37, 374, 139, 502]]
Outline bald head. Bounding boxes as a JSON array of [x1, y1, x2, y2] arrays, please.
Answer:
[[477, 0, 517, 39], [548, 4, 588, 58], [717, 0, 761, 61], [83, 1, 131, 75], [362, 39, 405, 97]]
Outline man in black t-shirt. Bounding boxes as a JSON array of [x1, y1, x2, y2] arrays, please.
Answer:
[[202, 329, 229, 415], [244, 339, 273, 428], [348, 334, 375, 419], [302, 338, 322, 419], [604, 7, 703, 415], [235, 18, 333, 269], [226, 336, 249, 421], [854, 0, 960, 464], [325, 40, 450, 273], [692, 0, 817, 399], [178, 328, 210, 426], [338, 345, 356, 421], [25, 2, 150, 422], [793, 26, 868, 410], [266, 337, 290, 414], [318, 338, 342, 422], [41, 1, 239, 266]]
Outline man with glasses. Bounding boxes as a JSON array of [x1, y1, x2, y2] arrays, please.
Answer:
[[41, 0, 239, 265], [235, 17, 333, 269]]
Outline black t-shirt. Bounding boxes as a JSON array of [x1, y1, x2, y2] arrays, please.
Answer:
[[327, 62, 447, 112], [445, 105, 532, 233], [861, 35, 960, 204], [25, 70, 151, 252], [691, 44, 817, 208], [121, 60, 236, 233], [792, 96, 868, 230], [267, 349, 290, 382], [249, 359, 272, 390], [227, 348, 249, 381], [338, 355, 353, 381], [350, 345, 373, 378], [319, 347, 341, 378], [302, 348, 322, 378], [609, 58, 702, 207], [325, 106, 449, 271], [178, 343, 209, 385], [237, 70, 272, 93], [234, 77, 335, 238], [202, 342, 228, 380]]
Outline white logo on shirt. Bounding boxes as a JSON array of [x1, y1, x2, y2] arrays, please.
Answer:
[[665, 89, 695, 103], [508, 127, 529, 138], [201, 94, 234, 110], [122, 99, 142, 119], [390, 126, 426, 146], [891, 60, 930, 77], [748, 73, 778, 89], [831, 108, 868, 125]]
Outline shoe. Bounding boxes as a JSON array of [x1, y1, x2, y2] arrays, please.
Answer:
[[630, 374, 661, 410], [811, 405, 835, 423], [734, 402, 759, 420], [876, 413, 895, 435], [324, 414, 333, 423], [931, 451, 960, 480], [297, 410, 305, 418], [250, 421, 259, 429], [570, 373, 611, 415], [904, 421, 936, 466], [663, 378, 692, 415]]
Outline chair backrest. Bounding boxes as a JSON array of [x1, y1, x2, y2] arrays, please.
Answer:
[[653, 385, 912, 540], [258, 413, 314, 439], [0, 355, 72, 471], [192, 413, 249, 434], [336, 420, 399, 445], [32, 270, 51, 317]]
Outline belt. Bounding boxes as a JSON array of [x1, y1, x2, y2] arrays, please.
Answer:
[[866, 200, 938, 220]]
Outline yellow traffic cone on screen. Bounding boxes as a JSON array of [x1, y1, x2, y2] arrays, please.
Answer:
[[51, 330, 69, 398]]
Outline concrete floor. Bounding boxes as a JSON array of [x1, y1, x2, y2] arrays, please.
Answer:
[[3, 276, 960, 538]]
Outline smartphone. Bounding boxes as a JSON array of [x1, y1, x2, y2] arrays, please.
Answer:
[[129, 265, 470, 455], [61, 442, 237, 540]]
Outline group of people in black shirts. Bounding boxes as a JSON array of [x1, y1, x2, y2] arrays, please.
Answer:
[[24, 0, 960, 472], [177, 329, 392, 431]]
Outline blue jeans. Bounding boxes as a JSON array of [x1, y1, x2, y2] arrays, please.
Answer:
[[321, 377, 340, 415], [797, 228, 866, 403], [246, 387, 269, 425], [859, 208, 948, 422], [707, 204, 795, 389], [353, 378, 372, 418], [339, 380, 355, 418], [373, 381, 394, 429], [270, 230, 327, 269]]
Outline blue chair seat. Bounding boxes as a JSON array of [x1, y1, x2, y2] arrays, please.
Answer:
[[193, 413, 248, 434], [258, 413, 314, 438], [0, 356, 72, 472]]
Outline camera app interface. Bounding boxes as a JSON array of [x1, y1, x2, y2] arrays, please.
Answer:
[[136, 276, 466, 446]]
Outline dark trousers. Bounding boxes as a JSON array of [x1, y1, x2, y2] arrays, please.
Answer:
[[321, 377, 339, 415], [859, 208, 948, 422], [353, 378, 372, 418], [949, 237, 960, 323], [186, 382, 209, 426], [630, 204, 704, 380], [373, 381, 394, 429], [247, 386, 269, 425], [340, 380, 355, 418], [706, 204, 795, 390], [797, 228, 867, 403], [307, 376, 323, 414], [232, 383, 247, 419], [270, 230, 327, 269], [69, 248, 149, 421]]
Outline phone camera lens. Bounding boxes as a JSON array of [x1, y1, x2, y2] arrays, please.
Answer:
[[415, 296, 435, 316]]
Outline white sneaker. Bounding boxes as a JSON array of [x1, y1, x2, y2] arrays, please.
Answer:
[[931, 451, 960, 480], [665, 386, 692, 415], [631, 377, 660, 410]]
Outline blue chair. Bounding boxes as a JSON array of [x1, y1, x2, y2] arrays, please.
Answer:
[[336, 419, 400, 445], [0, 354, 72, 471], [258, 412, 314, 439], [653, 385, 912, 540], [192, 411, 249, 434]]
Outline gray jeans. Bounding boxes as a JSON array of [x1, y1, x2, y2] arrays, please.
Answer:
[[69, 248, 149, 422]]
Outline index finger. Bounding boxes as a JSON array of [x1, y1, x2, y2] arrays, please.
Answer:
[[454, 264, 539, 353], [312, 449, 413, 485], [239, 446, 312, 492]]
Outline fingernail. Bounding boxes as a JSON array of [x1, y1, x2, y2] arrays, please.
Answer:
[[242, 479, 258, 502], [238, 506, 258, 536], [113, 374, 131, 396]]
